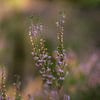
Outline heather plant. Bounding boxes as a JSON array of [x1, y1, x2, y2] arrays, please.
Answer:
[[0, 66, 22, 100], [0, 65, 7, 100], [28, 12, 70, 100]]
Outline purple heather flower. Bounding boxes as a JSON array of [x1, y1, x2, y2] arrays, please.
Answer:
[[67, 95, 70, 100], [43, 54, 48, 59], [58, 68, 64, 73], [47, 75, 53, 78], [59, 77, 64, 81], [58, 61, 63, 65], [35, 63, 40, 68], [63, 94, 70, 100], [48, 56, 52, 59], [38, 60, 43, 63], [47, 68, 51, 72], [47, 80, 52, 85]]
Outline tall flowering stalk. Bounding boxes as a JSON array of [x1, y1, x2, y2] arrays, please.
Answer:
[[28, 20, 55, 88], [0, 66, 7, 100], [55, 12, 67, 89]]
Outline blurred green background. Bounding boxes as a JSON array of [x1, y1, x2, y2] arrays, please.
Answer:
[[0, 0, 100, 99]]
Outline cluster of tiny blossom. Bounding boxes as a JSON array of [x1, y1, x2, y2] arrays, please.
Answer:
[[55, 49, 67, 88], [55, 12, 68, 88], [28, 13, 69, 92], [28, 21, 56, 88]]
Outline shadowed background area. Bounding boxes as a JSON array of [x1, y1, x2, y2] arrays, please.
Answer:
[[0, 0, 100, 99]]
